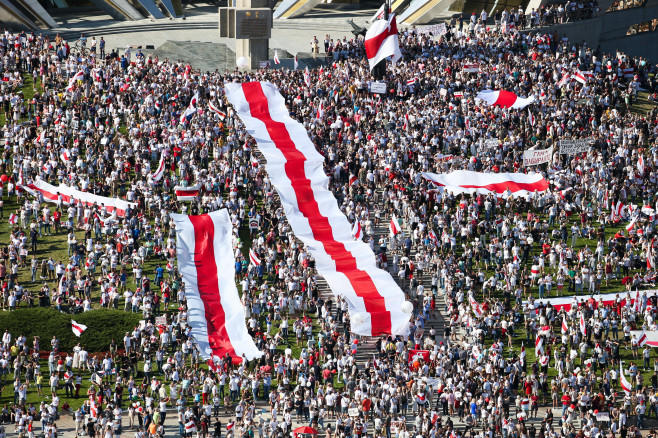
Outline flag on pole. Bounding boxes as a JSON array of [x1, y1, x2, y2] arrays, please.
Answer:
[[579, 313, 587, 335], [352, 220, 362, 240], [66, 71, 85, 91], [638, 154, 645, 174], [152, 152, 166, 182], [273, 50, 280, 65], [72, 320, 87, 337], [561, 316, 568, 334], [648, 238, 656, 269], [535, 334, 544, 356], [528, 109, 535, 126], [626, 217, 637, 232], [520, 342, 526, 366], [249, 248, 261, 267], [304, 67, 311, 87], [620, 362, 633, 395], [389, 215, 402, 236], [8, 213, 17, 225], [294, 55, 299, 70], [208, 101, 226, 120], [364, 14, 402, 71]]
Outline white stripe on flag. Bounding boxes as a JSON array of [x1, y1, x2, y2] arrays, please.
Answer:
[[171, 209, 262, 363], [225, 82, 410, 337]]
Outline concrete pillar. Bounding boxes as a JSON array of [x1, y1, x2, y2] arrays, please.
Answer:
[[219, 0, 272, 70]]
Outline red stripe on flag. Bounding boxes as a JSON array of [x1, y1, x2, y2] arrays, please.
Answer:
[[241, 82, 392, 335], [176, 190, 199, 197], [188, 215, 239, 361], [457, 180, 548, 194], [494, 90, 518, 107]]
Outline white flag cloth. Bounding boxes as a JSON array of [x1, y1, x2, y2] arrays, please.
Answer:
[[22, 178, 135, 217], [72, 320, 87, 337], [364, 14, 402, 71], [475, 90, 535, 109], [225, 82, 411, 336], [171, 209, 263, 363], [152, 152, 166, 182], [422, 171, 548, 199]]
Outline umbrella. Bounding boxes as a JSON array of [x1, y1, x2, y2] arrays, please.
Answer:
[[293, 427, 318, 435]]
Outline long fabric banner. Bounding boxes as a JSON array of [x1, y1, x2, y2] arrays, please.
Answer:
[[171, 209, 262, 363], [421, 170, 549, 199], [22, 179, 135, 217], [524, 291, 646, 312], [225, 82, 410, 336]]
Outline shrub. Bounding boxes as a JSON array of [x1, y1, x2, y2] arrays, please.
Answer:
[[0, 308, 142, 353]]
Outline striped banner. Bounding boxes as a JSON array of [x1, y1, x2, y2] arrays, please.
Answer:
[[225, 82, 410, 336], [171, 209, 262, 363]]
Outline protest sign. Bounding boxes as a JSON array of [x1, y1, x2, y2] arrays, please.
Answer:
[[523, 146, 553, 166], [559, 138, 593, 154]]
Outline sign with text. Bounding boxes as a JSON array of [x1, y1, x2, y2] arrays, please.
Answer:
[[369, 81, 387, 94], [523, 146, 553, 166], [348, 408, 360, 417], [417, 23, 447, 36], [558, 138, 593, 155], [483, 138, 499, 148]]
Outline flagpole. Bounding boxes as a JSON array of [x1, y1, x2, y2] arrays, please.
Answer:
[[372, 0, 390, 80]]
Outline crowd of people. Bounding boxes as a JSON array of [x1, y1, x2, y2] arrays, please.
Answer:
[[0, 6, 658, 438]]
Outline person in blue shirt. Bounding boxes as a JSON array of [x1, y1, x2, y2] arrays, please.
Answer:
[[155, 265, 164, 285]]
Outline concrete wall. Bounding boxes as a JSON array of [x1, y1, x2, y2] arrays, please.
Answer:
[[525, 0, 658, 61]]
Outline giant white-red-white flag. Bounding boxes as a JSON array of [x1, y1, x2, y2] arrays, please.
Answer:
[[225, 81, 411, 336], [152, 152, 166, 182], [422, 171, 548, 199], [364, 14, 402, 71], [476, 90, 535, 109], [171, 209, 263, 363]]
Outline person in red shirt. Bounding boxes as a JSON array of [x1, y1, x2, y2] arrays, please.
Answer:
[[53, 209, 61, 234], [561, 393, 571, 416]]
